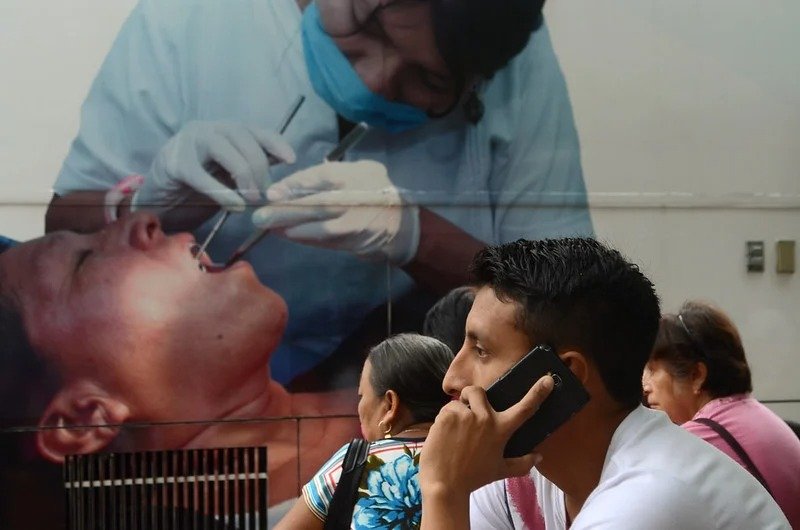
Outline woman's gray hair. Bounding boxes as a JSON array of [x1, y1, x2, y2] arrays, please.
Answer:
[[367, 333, 454, 423]]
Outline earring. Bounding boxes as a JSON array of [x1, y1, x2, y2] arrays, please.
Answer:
[[378, 420, 392, 439]]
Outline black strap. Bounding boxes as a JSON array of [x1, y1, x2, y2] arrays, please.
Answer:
[[323, 438, 370, 530], [692, 418, 773, 496]]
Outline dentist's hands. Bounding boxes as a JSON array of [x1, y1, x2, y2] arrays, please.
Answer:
[[251, 160, 420, 264], [132, 121, 296, 214]]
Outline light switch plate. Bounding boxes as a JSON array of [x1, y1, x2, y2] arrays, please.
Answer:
[[746, 241, 765, 272]]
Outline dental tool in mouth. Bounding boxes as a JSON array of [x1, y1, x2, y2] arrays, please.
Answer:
[[193, 94, 306, 265], [190, 243, 225, 273]]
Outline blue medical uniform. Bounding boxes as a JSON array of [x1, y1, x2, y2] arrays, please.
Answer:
[[53, 0, 593, 383]]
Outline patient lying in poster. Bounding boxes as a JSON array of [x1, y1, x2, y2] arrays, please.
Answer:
[[0, 212, 360, 517]]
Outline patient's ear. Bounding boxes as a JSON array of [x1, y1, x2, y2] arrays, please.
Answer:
[[36, 381, 130, 463], [559, 350, 590, 385]]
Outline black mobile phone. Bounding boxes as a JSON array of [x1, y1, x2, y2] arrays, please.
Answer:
[[485, 344, 590, 458]]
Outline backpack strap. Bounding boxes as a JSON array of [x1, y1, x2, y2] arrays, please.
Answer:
[[323, 438, 370, 530], [692, 418, 773, 496]]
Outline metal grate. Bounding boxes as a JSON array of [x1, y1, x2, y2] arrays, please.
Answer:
[[64, 447, 268, 529]]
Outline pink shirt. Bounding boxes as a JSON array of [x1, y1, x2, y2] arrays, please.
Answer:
[[684, 394, 800, 528]]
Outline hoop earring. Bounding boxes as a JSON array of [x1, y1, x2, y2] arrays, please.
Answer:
[[378, 420, 392, 439]]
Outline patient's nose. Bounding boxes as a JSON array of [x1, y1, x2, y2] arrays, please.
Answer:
[[117, 212, 163, 250]]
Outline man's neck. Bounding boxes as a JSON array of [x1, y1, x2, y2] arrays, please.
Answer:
[[538, 402, 633, 519]]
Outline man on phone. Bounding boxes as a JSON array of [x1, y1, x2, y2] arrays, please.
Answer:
[[418, 238, 788, 529]]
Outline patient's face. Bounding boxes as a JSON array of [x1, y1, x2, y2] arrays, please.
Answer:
[[0, 213, 287, 420]]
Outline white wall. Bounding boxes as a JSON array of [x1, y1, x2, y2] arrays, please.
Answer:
[[1, 1, 798, 417], [544, 1, 800, 419], [0, 1, 137, 235]]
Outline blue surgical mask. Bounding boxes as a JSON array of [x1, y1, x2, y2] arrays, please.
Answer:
[[301, 2, 428, 133]]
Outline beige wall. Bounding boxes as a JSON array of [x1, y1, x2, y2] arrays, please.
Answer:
[[1, 1, 798, 417]]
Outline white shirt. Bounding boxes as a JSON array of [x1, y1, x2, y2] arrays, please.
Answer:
[[54, 0, 593, 383], [471, 406, 790, 529]]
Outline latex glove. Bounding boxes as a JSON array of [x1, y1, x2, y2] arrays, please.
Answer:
[[132, 121, 296, 213], [252, 160, 420, 265]]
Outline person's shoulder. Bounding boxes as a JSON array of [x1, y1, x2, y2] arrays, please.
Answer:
[[469, 479, 515, 530], [314, 440, 355, 475], [485, 19, 560, 85], [577, 471, 712, 530], [367, 438, 424, 459], [602, 410, 790, 529], [480, 19, 571, 129], [132, 0, 286, 35]]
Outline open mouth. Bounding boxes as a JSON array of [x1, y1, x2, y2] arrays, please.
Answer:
[[190, 243, 226, 273]]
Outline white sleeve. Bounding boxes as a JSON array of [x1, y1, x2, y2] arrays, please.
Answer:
[[54, 0, 186, 194], [470, 480, 516, 530], [484, 21, 594, 242], [571, 472, 714, 530]]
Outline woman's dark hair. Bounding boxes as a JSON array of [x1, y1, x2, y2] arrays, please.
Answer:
[[651, 300, 752, 397], [422, 286, 475, 354], [367, 333, 453, 423]]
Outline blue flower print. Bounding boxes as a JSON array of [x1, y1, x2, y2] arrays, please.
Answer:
[[352, 452, 422, 529]]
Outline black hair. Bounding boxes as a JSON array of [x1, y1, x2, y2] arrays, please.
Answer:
[[650, 300, 752, 397], [423, 286, 475, 354], [367, 333, 453, 423], [0, 281, 59, 431], [470, 238, 661, 409], [0, 273, 64, 526], [431, 0, 545, 82]]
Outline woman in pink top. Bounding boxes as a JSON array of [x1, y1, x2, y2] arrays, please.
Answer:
[[642, 300, 800, 528]]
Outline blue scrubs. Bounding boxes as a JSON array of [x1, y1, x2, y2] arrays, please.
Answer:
[[54, 0, 593, 383]]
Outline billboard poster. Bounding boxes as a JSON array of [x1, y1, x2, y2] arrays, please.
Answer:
[[2, 0, 798, 528]]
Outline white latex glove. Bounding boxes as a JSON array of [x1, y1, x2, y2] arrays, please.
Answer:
[[251, 160, 420, 265], [132, 121, 296, 213]]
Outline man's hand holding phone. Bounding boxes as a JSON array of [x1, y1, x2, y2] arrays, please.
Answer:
[[419, 375, 555, 500]]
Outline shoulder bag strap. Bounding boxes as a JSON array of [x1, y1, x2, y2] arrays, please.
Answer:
[[692, 418, 773, 496], [323, 438, 370, 530]]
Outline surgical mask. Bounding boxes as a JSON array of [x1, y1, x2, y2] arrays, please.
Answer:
[[301, 2, 428, 133]]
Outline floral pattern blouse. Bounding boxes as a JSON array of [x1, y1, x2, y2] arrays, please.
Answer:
[[302, 438, 425, 529]]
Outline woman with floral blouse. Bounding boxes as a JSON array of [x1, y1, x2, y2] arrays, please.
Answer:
[[276, 333, 453, 529]]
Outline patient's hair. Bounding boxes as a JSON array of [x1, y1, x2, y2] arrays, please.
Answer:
[[423, 286, 475, 354], [367, 333, 453, 423], [0, 281, 59, 430], [0, 276, 63, 519]]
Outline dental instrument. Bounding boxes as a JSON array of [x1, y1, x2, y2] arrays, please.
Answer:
[[223, 121, 370, 268], [193, 95, 306, 264]]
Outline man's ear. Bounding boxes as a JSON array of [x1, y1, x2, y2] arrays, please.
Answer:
[[559, 350, 590, 385], [36, 381, 130, 463]]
